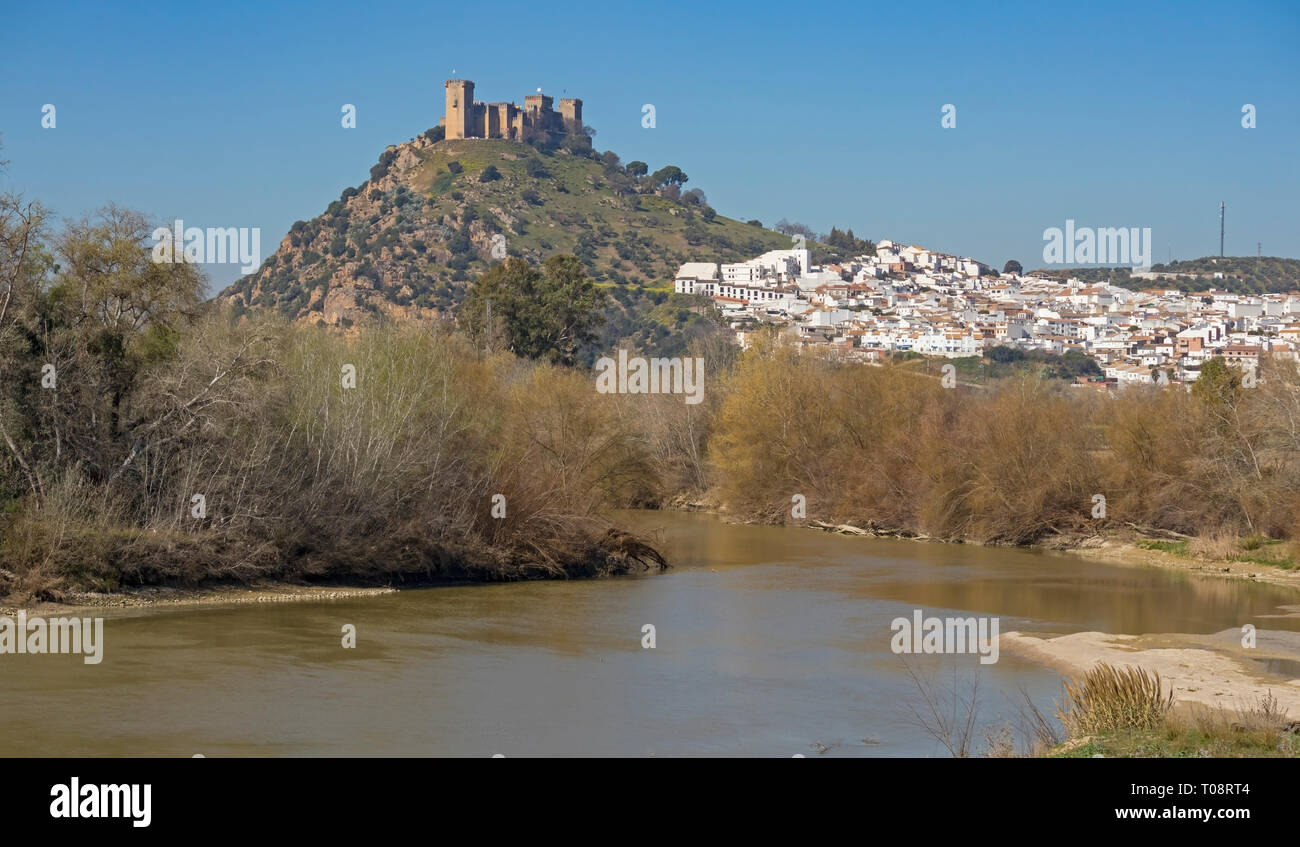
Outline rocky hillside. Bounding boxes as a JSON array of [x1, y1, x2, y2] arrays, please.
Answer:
[[221, 133, 797, 351]]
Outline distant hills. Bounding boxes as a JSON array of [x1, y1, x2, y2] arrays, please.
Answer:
[[1029, 256, 1300, 294]]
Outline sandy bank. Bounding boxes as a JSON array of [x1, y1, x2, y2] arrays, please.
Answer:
[[2, 583, 398, 618], [1003, 628, 1300, 716]]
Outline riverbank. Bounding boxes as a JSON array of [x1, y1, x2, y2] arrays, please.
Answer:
[[1065, 535, 1300, 590], [1006, 628, 1300, 757], [1002, 629, 1300, 716], [1, 583, 400, 617], [0, 524, 670, 611], [792, 515, 1300, 590]]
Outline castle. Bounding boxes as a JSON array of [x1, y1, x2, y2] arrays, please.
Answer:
[[440, 80, 584, 141]]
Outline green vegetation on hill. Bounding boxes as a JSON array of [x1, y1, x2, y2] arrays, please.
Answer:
[[1144, 256, 1300, 293], [887, 346, 1104, 384], [1030, 256, 1300, 294], [221, 136, 800, 356]]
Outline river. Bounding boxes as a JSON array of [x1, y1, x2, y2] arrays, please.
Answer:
[[3, 511, 1298, 757]]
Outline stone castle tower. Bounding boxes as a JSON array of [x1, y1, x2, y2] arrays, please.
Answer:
[[441, 80, 583, 141]]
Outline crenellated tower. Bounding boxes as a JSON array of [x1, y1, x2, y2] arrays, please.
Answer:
[[559, 98, 582, 134], [444, 79, 475, 139]]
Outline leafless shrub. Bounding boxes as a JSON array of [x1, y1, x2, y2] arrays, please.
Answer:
[[1013, 684, 1064, 755], [983, 723, 1017, 758], [901, 660, 982, 758], [1189, 531, 1240, 559]]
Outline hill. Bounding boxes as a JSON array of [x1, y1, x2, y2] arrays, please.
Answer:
[[221, 132, 800, 356], [1029, 256, 1300, 294]]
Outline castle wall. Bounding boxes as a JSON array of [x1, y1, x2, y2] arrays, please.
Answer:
[[444, 82, 583, 141], [485, 103, 506, 138]]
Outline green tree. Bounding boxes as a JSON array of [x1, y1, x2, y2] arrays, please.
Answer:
[[650, 165, 688, 187], [823, 227, 875, 255], [562, 133, 592, 156], [1004, 259, 1023, 275], [985, 346, 1026, 364], [1192, 356, 1242, 409], [0, 204, 207, 500], [458, 255, 607, 366], [626, 161, 648, 178]]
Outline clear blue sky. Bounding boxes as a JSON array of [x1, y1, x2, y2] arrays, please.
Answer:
[[2, 0, 1296, 292]]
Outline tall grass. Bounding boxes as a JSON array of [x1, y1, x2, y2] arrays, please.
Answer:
[[1055, 664, 1175, 736]]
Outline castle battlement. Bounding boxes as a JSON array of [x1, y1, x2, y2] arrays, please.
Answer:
[[439, 80, 584, 141]]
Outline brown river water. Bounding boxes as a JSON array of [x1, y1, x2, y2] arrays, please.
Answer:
[[2, 511, 1298, 757]]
